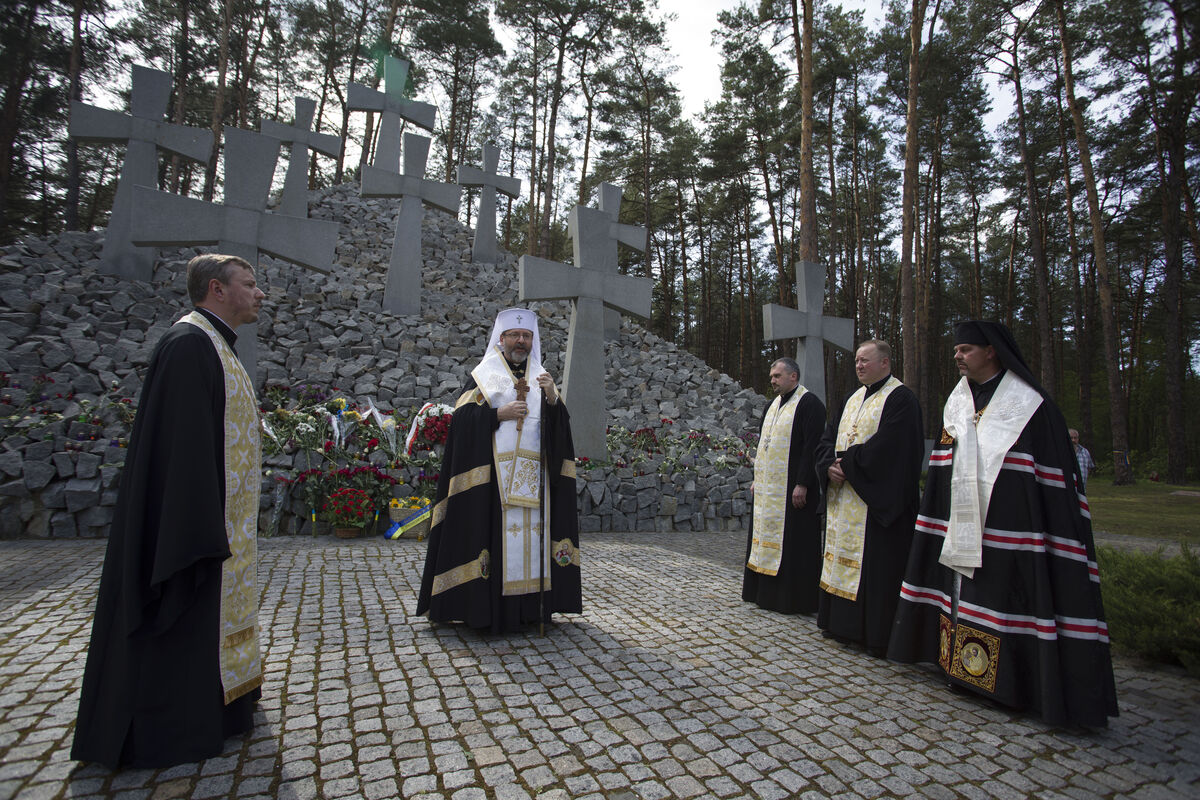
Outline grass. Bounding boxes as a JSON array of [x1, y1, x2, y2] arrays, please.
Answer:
[[1086, 479, 1200, 545]]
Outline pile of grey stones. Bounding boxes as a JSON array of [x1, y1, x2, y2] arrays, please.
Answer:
[[0, 183, 763, 539]]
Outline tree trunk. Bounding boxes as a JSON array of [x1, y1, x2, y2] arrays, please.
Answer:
[[203, 0, 234, 202], [168, 0, 192, 194], [793, 0, 817, 265], [1055, 0, 1133, 484], [65, 0, 85, 231], [1053, 67, 1092, 455], [1009, 39, 1055, 394], [898, 0, 928, 388]]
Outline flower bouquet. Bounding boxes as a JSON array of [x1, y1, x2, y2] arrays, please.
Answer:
[[385, 496, 431, 541], [320, 486, 376, 539]]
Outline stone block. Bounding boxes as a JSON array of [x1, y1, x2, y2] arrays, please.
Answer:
[[52, 451, 75, 478], [658, 496, 678, 517], [25, 440, 54, 460], [610, 510, 631, 532], [0, 450, 22, 477], [65, 476, 102, 512], [23, 460, 56, 491], [579, 515, 601, 533], [617, 496, 637, 514], [0, 478, 29, 498], [50, 510, 78, 538], [636, 489, 655, 509], [587, 481, 605, 506], [731, 499, 747, 516], [78, 504, 114, 527]]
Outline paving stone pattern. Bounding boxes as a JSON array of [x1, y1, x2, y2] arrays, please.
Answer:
[[1, 532, 1197, 799]]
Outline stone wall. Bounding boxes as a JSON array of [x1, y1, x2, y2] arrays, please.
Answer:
[[0, 184, 767, 538]]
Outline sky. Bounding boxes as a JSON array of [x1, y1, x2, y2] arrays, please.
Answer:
[[657, 0, 889, 120]]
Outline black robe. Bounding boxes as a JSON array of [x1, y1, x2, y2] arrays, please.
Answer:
[[416, 374, 581, 633], [741, 388, 826, 614], [72, 308, 259, 768], [815, 376, 924, 655], [888, 372, 1118, 727]]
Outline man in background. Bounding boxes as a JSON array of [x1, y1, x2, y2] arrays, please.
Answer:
[[73, 254, 265, 768], [742, 357, 825, 614], [888, 321, 1117, 727], [817, 339, 923, 657]]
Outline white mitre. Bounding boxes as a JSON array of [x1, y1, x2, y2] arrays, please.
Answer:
[[482, 306, 543, 367]]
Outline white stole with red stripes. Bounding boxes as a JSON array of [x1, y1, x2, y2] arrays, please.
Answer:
[[940, 372, 1041, 578]]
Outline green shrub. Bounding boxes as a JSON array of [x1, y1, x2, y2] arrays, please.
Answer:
[[1098, 545, 1200, 676]]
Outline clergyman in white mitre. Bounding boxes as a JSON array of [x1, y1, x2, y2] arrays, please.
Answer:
[[415, 307, 583, 633]]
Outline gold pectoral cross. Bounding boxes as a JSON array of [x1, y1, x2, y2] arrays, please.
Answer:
[[515, 377, 529, 432]]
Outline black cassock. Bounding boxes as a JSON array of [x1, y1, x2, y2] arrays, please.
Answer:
[[741, 388, 826, 614], [72, 309, 258, 769], [888, 375, 1118, 727], [417, 379, 581, 633], [815, 378, 924, 655]]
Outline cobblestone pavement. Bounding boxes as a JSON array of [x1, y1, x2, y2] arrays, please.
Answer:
[[1, 531, 1197, 800]]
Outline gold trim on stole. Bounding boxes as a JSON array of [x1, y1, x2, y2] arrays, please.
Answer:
[[820, 376, 903, 601], [748, 388, 806, 576]]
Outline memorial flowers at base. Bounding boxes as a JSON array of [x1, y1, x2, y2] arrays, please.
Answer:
[[320, 487, 376, 531]]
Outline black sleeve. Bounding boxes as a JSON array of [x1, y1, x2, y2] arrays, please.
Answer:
[[790, 392, 826, 491]]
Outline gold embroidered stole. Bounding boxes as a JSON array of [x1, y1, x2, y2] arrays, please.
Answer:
[[179, 312, 262, 704], [939, 372, 1041, 578], [470, 347, 550, 596], [748, 388, 806, 576], [820, 376, 903, 600]]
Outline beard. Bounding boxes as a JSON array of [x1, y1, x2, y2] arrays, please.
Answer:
[[505, 347, 529, 363]]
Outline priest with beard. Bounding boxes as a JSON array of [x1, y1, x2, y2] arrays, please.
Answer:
[[72, 254, 266, 768], [816, 339, 923, 657], [888, 321, 1118, 727], [742, 357, 826, 614], [417, 307, 581, 633]]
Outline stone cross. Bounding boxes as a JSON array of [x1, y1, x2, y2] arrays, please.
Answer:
[[347, 56, 436, 172], [261, 96, 343, 218], [455, 141, 521, 264], [130, 127, 340, 384], [361, 132, 461, 317], [69, 64, 213, 282], [762, 260, 854, 403], [595, 182, 645, 339], [518, 187, 653, 459]]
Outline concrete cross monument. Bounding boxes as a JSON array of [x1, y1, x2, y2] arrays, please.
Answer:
[[69, 64, 213, 281], [129, 127, 339, 384], [455, 141, 521, 264], [347, 56, 436, 172], [361, 132, 461, 316], [762, 260, 855, 403], [518, 185, 653, 460], [595, 182, 646, 339], [261, 96, 343, 217]]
